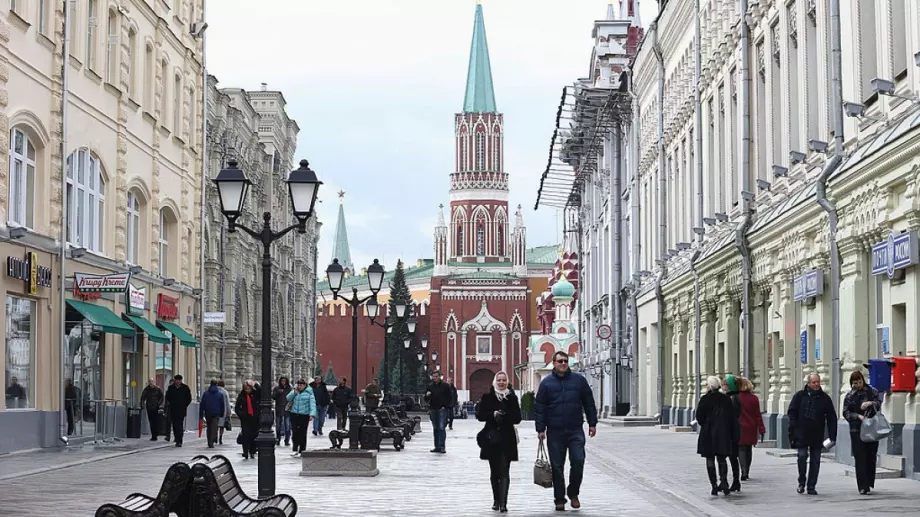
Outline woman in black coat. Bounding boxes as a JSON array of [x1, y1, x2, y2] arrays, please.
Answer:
[[235, 381, 259, 459], [842, 370, 882, 494], [696, 376, 740, 496], [476, 371, 521, 513]]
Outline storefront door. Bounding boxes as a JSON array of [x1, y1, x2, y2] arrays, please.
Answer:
[[122, 335, 139, 404]]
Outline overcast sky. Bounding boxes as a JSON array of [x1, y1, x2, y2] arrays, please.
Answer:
[[206, 0, 658, 273]]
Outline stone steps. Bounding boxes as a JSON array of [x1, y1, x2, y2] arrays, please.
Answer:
[[844, 465, 902, 479], [598, 416, 659, 427]]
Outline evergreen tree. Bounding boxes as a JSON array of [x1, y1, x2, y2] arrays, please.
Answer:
[[377, 260, 418, 394], [323, 365, 337, 385]]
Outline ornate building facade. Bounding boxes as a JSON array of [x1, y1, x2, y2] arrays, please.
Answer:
[[203, 79, 319, 396]]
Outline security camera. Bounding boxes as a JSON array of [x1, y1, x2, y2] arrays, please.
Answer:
[[789, 151, 807, 164], [772, 165, 789, 177], [190, 22, 209, 38], [844, 101, 866, 118], [871, 77, 896, 96], [756, 179, 772, 191], [808, 139, 829, 153]]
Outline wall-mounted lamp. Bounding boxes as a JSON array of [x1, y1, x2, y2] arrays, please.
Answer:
[[70, 247, 86, 258], [129, 265, 143, 274], [789, 151, 807, 165], [638, 270, 651, 277], [192, 288, 203, 296], [163, 278, 176, 286], [808, 139, 829, 154], [703, 217, 717, 226], [9, 227, 26, 239], [756, 179, 772, 191], [871, 76, 919, 103], [667, 248, 678, 256], [844, 101, 866, 117], [741, 190, 756, 202], [772, 165, 789, 177], [715, 213, 729, 222], [693, 227, 706, 235], [677, 242, 691, 250]]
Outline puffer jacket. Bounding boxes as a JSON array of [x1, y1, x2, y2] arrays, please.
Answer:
[[534, 369, 598, 433], [286, 387, 317, 417]]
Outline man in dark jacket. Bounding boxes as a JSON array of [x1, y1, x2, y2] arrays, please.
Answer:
[[272, 377, 292, 446], [199, 380, 225, 448], [535, 351, 598, 512], [311, 376, 330, 435], [364, 378, 382, 411], [445, 377, 459, 430], [424, 371, 453, 453], [140, 378, 164, 441], [788, 373, 837, 495], [331, 378, 353, 431], [164, 374, 192, 447]]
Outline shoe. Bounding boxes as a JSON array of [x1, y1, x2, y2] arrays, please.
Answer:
[[242, 453, 249, 459], [719, 481, 730, 496], [218, 439, 223, 444], [859, 489, 867, 495], [175, 443, 182, 448], [319, 431, 323, 435], [291, 451, 301, 458], [807, 488, 818, 495], [710, 485, 719, 496], [797, 484, 805, 494], [555, 503, 565, 511], [499, 507, 507, 513], [431, 449, 440, 453], [313, 431, 318, 436], [730, 480, 741, 492], [740, 474, 749, 481], [439, 449, 447, 454], [570, 497, 580, 509], [285, 440, 290, 446], [150, 437, 157, 441]]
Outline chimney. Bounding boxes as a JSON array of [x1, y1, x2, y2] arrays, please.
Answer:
[[261, 82, 267, 91]]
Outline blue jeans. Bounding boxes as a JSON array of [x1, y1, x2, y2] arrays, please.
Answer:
[[429, 408, 447, 451], [275, 412, 291, 442], [546, 427, 586, 505], [313, 405, 327, 433], [797, 445, 823, 489]]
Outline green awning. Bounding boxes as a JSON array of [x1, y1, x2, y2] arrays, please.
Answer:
[[157, 320, 199, 348], [124, 314, 170, 344], [66, 299, 136, 337]]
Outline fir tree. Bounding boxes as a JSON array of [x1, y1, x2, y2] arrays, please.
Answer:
[[323, 365, 337, 385], [377, 260, 419, 394]]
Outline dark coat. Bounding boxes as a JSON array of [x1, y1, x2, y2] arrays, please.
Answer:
[[272, 381, 292, 414], [476, 387, 522, 461], [235, 391, 259, 423], [332, 385, 353, 409], [425, 381, 453, 411], [448, 384, 459, 407], [696, 390, 740, 458], [140, 385, 164, 410], [788, 387, 837, 448], [842, 385, 881, 433], [164, 383, 192, 418], [534, 370, 598, 433], [737, 391, 766, 446], [199, 385, 225, 419], [311, 381, 330, 406]]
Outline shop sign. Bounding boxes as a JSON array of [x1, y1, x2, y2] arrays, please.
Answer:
[[128, 284, 146, 314], [157, 293, 179, 320], [7, 251, 52, 294], [800, 330, 807, 365], [871, 231, 919, 278], [74, 272, 131, 292], [792, 269, 824, 302]]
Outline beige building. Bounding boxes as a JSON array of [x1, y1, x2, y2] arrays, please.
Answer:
[[1, 0, 205, 452]]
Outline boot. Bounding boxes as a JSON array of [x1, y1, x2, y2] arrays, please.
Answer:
[[707, 465, 719, 496], [499, 477, 509, 513], [718, 462, 730, 496], [490, 479, 500, 511], [729, 457, 741, 492]]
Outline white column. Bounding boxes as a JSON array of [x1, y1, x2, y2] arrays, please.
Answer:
[[461, 331, 468, 390], [501, 331, 508, 373]]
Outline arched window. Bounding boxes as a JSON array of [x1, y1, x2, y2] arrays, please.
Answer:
[[173, 75, 182, 130], [144, 44, 154, 106], [105, 9, 118, 83], [158, 209, 171, 276], [159, 60, 168, 119], [126, 191, 141, 265], [9, 128, 36, 228], [497, 225, 504, 256], [127, 29, 137, 96], [492, 131, 500, 171], [475, 133, 485, 170], [65, 149, 105, 253], [476, 225, 485, 255], [461, 133, 469, 171], [86, 0, 97, 68], [456, 223, 464, 256]]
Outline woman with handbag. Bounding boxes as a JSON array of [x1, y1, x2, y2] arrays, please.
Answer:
[[286, 379, 317, 457], [697, 376, 739, 496], [235, 382, 259, 459], [843, 370, 882, 494], [476, 371, 521, 513]]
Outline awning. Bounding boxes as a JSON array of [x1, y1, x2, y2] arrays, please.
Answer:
[[157, 320, 199, 348], [66, 299, 136, 337], [124, 314, 170, 344]]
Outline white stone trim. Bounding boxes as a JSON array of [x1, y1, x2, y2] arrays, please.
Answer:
[[460, 300, 509, 331]]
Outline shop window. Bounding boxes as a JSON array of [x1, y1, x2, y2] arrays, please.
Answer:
[[5, 296, 35, 409]]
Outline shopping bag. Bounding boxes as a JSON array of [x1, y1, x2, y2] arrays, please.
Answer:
[[198, 418, 203, 437], [533, 438, 553, 488], [860, 412, 892, 442]]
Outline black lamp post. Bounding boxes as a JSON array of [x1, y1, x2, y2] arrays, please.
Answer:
[[366, 297, 411, 396], [212, 159, 321, 498]]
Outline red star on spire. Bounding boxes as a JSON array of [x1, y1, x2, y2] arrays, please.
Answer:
[[337, 190, 345, 199]]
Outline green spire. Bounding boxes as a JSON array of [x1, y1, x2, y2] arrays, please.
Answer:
[[331, 192, 354, 274], [462, 3, 497, 113]]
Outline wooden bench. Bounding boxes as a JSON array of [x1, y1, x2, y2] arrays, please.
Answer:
[[188, 455, 297, 517], [95, 461, 192, 517]]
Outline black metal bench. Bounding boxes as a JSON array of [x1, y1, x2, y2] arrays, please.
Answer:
[[393, 405, 422, 434], [381, 406, 413, 439], [373, 409, 407, 450], [188, 455, 297, 517], [95, 461, 193, 517]]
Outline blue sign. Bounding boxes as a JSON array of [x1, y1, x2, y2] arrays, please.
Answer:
[[815, 338, 821, 361], [793, 270, 825, 302], [872, 231, 919, 278], [800, 330, 808, 364], [881, 327, 890, 355]]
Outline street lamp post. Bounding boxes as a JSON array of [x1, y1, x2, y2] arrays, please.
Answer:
[[366, 297, 410, 397], [212, 159, 322, 498]]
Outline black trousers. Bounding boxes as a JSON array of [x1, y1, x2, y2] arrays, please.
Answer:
[[447, 406, 454, 428], [66, 402, 75, 435], [205, 416, 219, 446], [170, 413, 186, 444], [851, 431, 879, 491], [336, 407, 348, 430], [240, 419, 258, 457], [738, 445, 753, 476], [488, 453, 511, 506], [147, 408, 160, 439], [291, 414, 310, 453]]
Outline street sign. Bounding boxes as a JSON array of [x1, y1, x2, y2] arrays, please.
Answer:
[[596, 324, 612, 340], [204, 312, 226, 324]]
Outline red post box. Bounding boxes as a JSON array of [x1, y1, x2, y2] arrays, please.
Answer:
[[891, 357, 918, 392]]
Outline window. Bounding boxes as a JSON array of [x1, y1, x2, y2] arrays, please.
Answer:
[[67, 0, 76, 46], [105, 9, 118, 83], [858, 1, 878, 103], [126, 191, 140, 265], [492, 133, 499, 171], [476, 225, 484, 255], [65, 149, 106, 253], [173, 75, 182, 130], [8, 128, 35, 228], [476, 335, 491, 356], [891, 0, 907, 79], [461, 133, 469, 171], [5, 296, 35, 410], [38, 0, 49, 35], [144, 44, 154, 106], [127, 29, 137, 96], [475, 132, 485, 170], [159, 209, 170, 276], [188, 87, 195, 140], [86, 0, 97, 69], [159, 60, 168, 119]]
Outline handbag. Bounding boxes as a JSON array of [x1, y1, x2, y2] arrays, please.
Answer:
[[477, 426, 502, 449], [224, 418, 232, 431], [533, 438, 553, 488], [514, 425, 520, 444], [285, 398, 294, 413], [860, 412, 892, 443]]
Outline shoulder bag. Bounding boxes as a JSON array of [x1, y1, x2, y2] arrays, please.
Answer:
[[533, 438, 553, 488]]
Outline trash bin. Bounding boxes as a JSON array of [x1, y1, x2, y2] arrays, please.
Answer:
[[126, 407, 142, 439]]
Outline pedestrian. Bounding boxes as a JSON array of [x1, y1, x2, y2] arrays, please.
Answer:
[[6, 376, 26, 408], [235, 381, 259, 459], [364, 378, 382, 411], [722, 374, 743, 492], [843, 370, 882, 495], [199, 380, 225, 448], [736, 377, 765, 480], [164, 375, 192, 447], [696, 376, 738, 496], [787, 373, 837, 495], [216, 379, 231, 445], [140, 378, 164, 441], [311, 376, 330, 435], [64, 378, 78, 436], [424, 370, 453, 454], [287, 379, 317, 457], [446, 376, 459, 430], [272, 377, 293, 446], [163, 378, 175, 442], [331, 377, 353, 431], [476, 371, 521, 513], [534, 351, 598, 512]]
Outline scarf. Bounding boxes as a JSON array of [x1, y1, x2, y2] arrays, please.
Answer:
[[725, 375, 738, 392], [245, 393, 254, 417]]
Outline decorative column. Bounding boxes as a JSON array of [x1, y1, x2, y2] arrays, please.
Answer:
[[838, 239, 870, 406], [461, 331, 468, 390], [724, 294, 741, 375], [766, 278, 783, 416], [813, 256, 831, 391], [501, 331, 508, 374], [699, 302, 717, 396], [750, 287, 768, 403]]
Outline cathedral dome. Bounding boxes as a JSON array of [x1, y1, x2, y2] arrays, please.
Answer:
[[551, 277, 575, 299]]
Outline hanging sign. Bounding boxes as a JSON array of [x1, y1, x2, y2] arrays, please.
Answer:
[[7, 251, 52, 294], [204, 312, 226, 324], [157, 293, 179, 320], [128, 284, 146, 314], [74, 272, 131, 293], [792, 270, 824, 302], [871, 231, 919, 278]]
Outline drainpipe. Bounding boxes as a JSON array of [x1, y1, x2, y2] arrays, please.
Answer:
[[818, 0, 845, 407], [692, 0, 704, 410], [652, 25, 667, 417], [59, 0, 73, 444], [197, 0, 208, 400], [736, 0, 753, 377], [628, 66, 641, 416], [611, 125, 622, 415]]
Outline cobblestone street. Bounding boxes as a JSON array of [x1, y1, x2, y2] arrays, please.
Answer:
[[2, 419, 920, 515]]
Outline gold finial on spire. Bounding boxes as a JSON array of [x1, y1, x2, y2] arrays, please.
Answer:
[[477, 0, 482, 4]]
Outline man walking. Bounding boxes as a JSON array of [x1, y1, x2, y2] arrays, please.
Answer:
[[535, 351, 598, 512], [331, 377, 353, 431], [445, 377, 458, 430], [364, 378, 382, 411], [199, 380, 225, 448], [788, 373, 837, 495], [164, 374, 192, 447], [140, 378, 164, 441], [311, 376, 330, 435], [424, 371, 453, 454], [272, 377, 293, 446]]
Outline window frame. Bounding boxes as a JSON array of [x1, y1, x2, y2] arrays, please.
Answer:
[[105, 9, 118, 84], [65, 149, 106, 254], [159, 209, 170, 277], [86, 0, 97, 69], [173, 75, 182, 131], [8, 128, 36, 229], [126, 191, 140, 265]]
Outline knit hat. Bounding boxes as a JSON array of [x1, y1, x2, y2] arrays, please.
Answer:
[[725, 374, 738, 392]]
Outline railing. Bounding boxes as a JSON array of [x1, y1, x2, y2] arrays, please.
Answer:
[[91, 398, 125, 444]]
